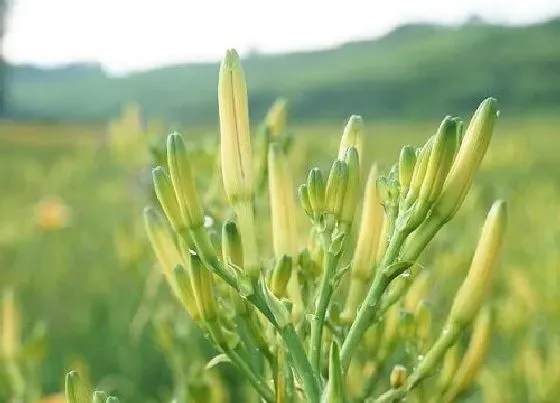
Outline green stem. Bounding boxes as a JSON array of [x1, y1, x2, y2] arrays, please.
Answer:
[[309, 249, 338, 375], [227, 347, 275, 403], [281, 325, 322, 403], [340, 230, 407, 371]]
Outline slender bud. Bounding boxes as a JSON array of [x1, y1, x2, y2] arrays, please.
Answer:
[[452, 117, 465, 151], [433, 98, 498, 222], [167, 132, 204, 228], [265, 98, 288, 137], [398, 146, 417, 199], [218, 49, 254, 202], [152, 166, 186, 231], [338, 115, 364, 160], [188, 254, 218, 321], [1, 289, 20, 358], [325, 159, 349, 218], [143, 207, 182, 287], [173, 264, 201, 322], [443, 306, 493, 402], [323, 341, 345, 402], [65, 371, 90, 403], [298, 184, 314, 219], [270, 255, 293, 298], [448, 200, 507, 326], [404, 136, 434, 208], [307, 168, 326, 220], [340, 147, 361, 224], [390, 365, 408, 389], [415, 302, 432, 350], [404, 270, 430, 311], [92, 391, 109, 403], [437, 343, 462, 396], [222, 220, 243, 269]]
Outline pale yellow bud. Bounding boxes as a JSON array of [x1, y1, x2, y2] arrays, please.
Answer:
[[448, 200, 506, 326], [173, 265, 201, 322], [338, 115, 364, 160], [404, 136, 434, 208], [218, 49, 253, 202], [390, 365, 408, 389], [188, 254, 218, 321], [1, 289, 20, 357], [436, 343, 462, 395], [340, 147, 361, 224], [265, 98, 288, 136]]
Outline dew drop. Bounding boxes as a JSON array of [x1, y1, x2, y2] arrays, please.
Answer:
[[204, 215, 214, 228]]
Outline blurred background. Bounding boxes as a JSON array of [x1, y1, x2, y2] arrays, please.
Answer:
[[1, 0, 560, 402]]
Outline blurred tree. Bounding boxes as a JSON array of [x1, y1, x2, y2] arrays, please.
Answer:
[[0, 0, 12, 117]]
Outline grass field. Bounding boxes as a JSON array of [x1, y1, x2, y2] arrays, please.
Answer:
[[1, 110, 559, 401]]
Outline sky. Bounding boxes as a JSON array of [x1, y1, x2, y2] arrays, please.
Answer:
[[4, 0, 560, 74]]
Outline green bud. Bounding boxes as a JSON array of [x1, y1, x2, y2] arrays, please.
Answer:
[[222, 220, 243, 269], [398, 145, 417, 198], [404, 136, 434, 208], [265, 97, 288, 137], [325, 159, 349, 218], [92, 391, 109, 403], [173, 264, 201, 322], [340, 147, 361, 224], [433, 98, 498, 222], [323, 341, 345, 402], [264, 287, 291, 329], [65, 371, 89, 403], [338, 115, 364, 160], [452, 117, 465, 150], [298, 184, 314, 219], [307, 168, 326, 219], [270, 255, 293, 298], [188, 254, 218, 321], [152, 166, 185, 232], [106, 397, 120, 403], [167, 132, 204, 229]]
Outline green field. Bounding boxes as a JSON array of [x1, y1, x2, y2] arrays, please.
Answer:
[[1, 102, 559, 402]]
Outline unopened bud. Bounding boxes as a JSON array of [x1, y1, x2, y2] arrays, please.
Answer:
[[404, 136, 434, 208], [452, 117, 465, 151], [167, 132, 204, 228], [222, 220, 243, 269], [270, 255, 293, 298], [218, 49, 253, 202], [448, 200, 506, 327], [188, 254, 218, 321], [106, 397, 120, 403], [340, 147, 361, 224], [265, 98, 288, 137], [390, 365, 408, 389], [338, 115, 364, 160], [325, 341, 345, 401], [398, 145, 417, 198], [92, 391, 109, 403], [65, 371, 90, 403], [325, 159, 349, 218], [306, 168, 326, 220], [152, 166, 185, 232], [433, 98, 498, 222], [298, 184, 314, 219], [173, 264, 201, 322]]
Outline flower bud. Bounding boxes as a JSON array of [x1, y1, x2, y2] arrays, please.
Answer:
[[264, 287, 291, 329], [437, 343, 461, 396], [338, 115, 364, 160], [1, 289, 20, 358], [143, 207, 182, 287], [65, 371, 90, 403], [173, 264, 201, 322], [298, 184, 314, 219], [433, 98, 498, 222], [398, 145, 417, 199], [92, 391, 109, 403], [265, 98, 288, 137], [152, 166, 185, 232], [340, 147, 361, 224], [222, 220, 243, 269], [167, 132, 204, 229], [415, 302, 432, 349], [106, 397, 120, 403], [218, 49, 254, 203], [325, 159, 349, 218], [307, 168, 326, 220], [452, 117, 465, 150], [390, 365, 408, 389], [404, 136, 434, 208], [188, 253, 218, 321], [448, 200, 506, 327], [270, 255, 293, 298]]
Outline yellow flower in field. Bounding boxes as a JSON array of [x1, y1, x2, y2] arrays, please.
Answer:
[[34, 196, 71, 230]]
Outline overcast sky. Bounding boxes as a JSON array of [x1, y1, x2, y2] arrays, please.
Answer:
[[5, 0, 560, 74]]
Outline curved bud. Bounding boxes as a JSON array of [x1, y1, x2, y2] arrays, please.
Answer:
[[167, 132, 204, 229], [452, 117, 465, 152], [434, 98, 498, 222], [218, 49, 253, 203], [143, 207, 182, 287], [65, 371, 90, 403], [173, 264, 201, 321], [222, 220, 243, 269], [298, 184, 314, 219], [390, 365, 408, 389], [325, 159, 349, 218], [398, 145, 417, 199], [340, 147, 361, 224], [404, 136, 434, 208], [188, 253, 218, 321], [338, 115, 364, 160], [448, 200, 506, 327], [265, 98, 288, 137], [270, 255, 293, 298], [436, 343, 462, 395], [152, 166, 185, 232], [307, 168, 326, 219]]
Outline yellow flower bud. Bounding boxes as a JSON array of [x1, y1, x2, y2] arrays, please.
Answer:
[[218, 49, 254, 203], [173, 264, 201, 322], [390, 365, 408, 389], [404, 136, 434, 208], [188, 253, 218, 321], [433, 98, 498, 222], [221, 220, 243, 269], [436, 343, 462, 395], [265, 98, 288, 137], [306, 168, 326, 220], [448, 200, 506, 326], [338, 115, 364, 160], [270, 255, 293, 298], [443, 306, 492, 402], [143, 207, 182, 288], [340, 147, 361, 224], [298, 184, 314, 219], [325, 159, 349, 218], [65, 371, 90, 403], [398, 146, 417, 199], [152, 166, 186, 232], [167, 132, 204, 229], [1, 289, 20, 358]]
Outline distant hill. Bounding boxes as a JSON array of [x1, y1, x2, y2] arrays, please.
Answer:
[[5, 17, 560, 124]]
